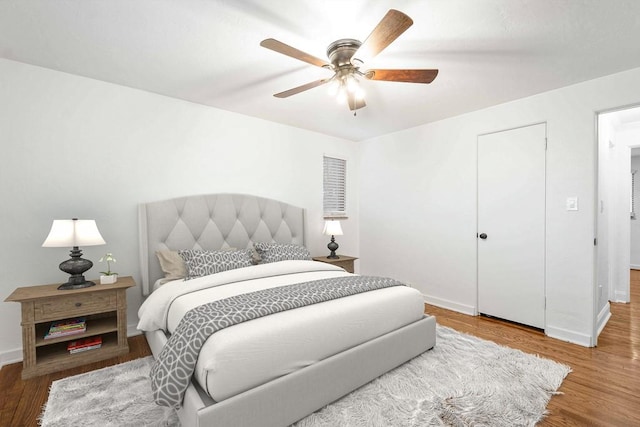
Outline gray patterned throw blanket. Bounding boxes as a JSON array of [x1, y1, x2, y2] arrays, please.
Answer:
[[150, 275, 404, 408]]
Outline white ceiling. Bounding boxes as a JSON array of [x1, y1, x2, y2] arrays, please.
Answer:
[[2, 0, 640, 141]]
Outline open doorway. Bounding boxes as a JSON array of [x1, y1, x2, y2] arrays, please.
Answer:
[[596, 106, 640, 341], [632, 147, 640, 270]]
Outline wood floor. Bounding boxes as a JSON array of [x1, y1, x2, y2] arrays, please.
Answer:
[[1, 271, 638, 426], [427, 270, 640, 427]]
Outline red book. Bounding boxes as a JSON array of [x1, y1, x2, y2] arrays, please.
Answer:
[[67, 336, 102, 351]]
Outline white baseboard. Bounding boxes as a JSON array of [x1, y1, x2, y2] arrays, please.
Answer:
[[0, 348, 23, 369], [423, 294, 476, 316], [613, 289, 630, 303], [127, 323, 142, 337], [545, 325, 593, 347], [596, 302, 612, 337], [423, 294, 597, 347], [630, 264, 640, 270]]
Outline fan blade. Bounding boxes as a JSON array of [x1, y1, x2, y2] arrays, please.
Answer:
[[354, 9, 413, 63], [260, 38, 329, 68], [366, 69, 439, 84], [274, 79, 329, 98]]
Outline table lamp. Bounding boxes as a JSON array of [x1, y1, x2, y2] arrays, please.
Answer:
[[42, 218, 106, 290], [323, 219, 343, 259]]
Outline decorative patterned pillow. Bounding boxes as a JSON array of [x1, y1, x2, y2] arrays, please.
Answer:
[[178, 249, 253, 279], [253, 242, 311, 264]]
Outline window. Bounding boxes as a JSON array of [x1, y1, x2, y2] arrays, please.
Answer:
[[323, 155, 347, 218]]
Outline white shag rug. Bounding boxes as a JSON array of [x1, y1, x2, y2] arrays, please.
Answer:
[[40, 326, 570, 427]]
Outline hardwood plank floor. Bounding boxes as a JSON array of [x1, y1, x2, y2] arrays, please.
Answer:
[[0, 334, 152, 427], [1, 271, 638, 426], [427, 270, 640, 427]]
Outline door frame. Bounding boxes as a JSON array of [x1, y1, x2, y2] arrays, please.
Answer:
[[594, 102, 640, 346], [476, 121, 548, 330]]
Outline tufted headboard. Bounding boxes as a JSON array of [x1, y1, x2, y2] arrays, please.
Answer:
[[138, 193, 305, 296]]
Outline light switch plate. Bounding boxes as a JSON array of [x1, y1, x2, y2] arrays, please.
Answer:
[[566, 197, 578, 211]]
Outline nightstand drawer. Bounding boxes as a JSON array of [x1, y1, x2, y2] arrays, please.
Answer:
[[34, 291, 116, 321]]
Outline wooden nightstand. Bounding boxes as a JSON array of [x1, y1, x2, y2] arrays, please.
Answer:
[[312, 255, 358, 273], [5, 277, 135, 379]]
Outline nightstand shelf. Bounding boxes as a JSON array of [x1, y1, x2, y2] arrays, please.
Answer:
[[35, 332, 119, 366], [312, 255, 358, 273], [34, 315, 118, 347], [5, 277, 135, 379]]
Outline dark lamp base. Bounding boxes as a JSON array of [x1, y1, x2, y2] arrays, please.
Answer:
[[58, 280, 96, 290], [327, 235, 340, 259], [57, 246, 96, 290]]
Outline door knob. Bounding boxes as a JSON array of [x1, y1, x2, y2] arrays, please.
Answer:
[[479, 233, 487, 239]]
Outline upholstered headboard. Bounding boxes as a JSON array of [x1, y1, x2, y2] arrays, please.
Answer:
[[138, 193, 305, 296]]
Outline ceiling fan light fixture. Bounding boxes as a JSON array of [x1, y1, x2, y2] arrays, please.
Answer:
[[333, 72, 365, 104], [261, 9, 438, 113], [336, 87, 348, 104], [345, 75, 360, 94], [327, 78, 340, 96]]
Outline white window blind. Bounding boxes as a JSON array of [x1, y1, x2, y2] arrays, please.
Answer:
[[323, 155, 347, 218]]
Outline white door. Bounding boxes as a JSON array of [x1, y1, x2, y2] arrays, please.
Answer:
[[477, 123, 546, 329]]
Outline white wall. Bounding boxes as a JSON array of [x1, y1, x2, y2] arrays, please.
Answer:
[[359, 66, 640, 347], [609, 124, 637, 301], [0, 58, 360, 365]]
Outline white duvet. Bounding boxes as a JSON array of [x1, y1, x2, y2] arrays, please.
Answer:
[[137, 260, 425, 402]]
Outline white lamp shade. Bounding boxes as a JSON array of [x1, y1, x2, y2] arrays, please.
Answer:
[[42, 219, 106, 247], [323, 220, 343, 236]]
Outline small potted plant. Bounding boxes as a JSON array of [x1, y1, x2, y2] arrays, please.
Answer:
[[99, 252, 118, 284]]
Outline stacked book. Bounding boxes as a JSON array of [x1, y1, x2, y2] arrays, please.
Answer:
[[44, 317, 86, 339], [67, 336, 102, 354]]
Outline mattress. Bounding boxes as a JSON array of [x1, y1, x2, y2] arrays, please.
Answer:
[[138, 260, 425, 402]]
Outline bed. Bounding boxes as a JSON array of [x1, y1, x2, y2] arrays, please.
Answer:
[[137, 193, 436, 427]]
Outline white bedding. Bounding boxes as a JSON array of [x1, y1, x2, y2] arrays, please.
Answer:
[[138, 260, 425, 402]]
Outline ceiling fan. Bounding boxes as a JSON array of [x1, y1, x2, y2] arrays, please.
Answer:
[[260, 9, 438, 113]]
